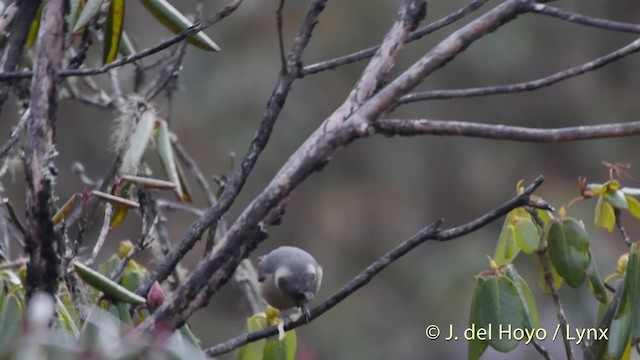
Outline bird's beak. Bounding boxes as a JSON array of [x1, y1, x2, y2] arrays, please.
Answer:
[[303, 291, 315, 302]]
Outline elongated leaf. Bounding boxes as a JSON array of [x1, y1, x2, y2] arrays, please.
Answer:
[[55, 294, 80, 338], [595, 196, 616, 232], [236, 315, 268, 360], [265, 330, 296, 360], [616, 246, 640, 320], [67, 0, 85, 30], [494, 211, 520, 265], [627, 244, 640, 342], [513, 215, 540, 254], [139, 0, 221, 51], [91, 190, 140, 209], [475, 275, 528, 353], [120, 109, 156, 176], [109, 182, 135, 228], [103, 0, 125, 64], [26, 5, 42, 48], [0, 294, 22, 356], [74, 262, 146, 305], [586, 252, 609, 305], [609, 311, 631, 359], [73, 0, 105, 32], [468, 277, 488, 360], [626, 195, 640, 220], [121, 175, 177, 190], [504, 265, 539, 329], [52, 193, 79, 225], [546, 218, 591, 288], [119, 31, 135, 57], [175, 156, 193, 202], [155, 120, 189, 201]]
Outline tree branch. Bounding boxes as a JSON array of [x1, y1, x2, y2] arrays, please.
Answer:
[[22, 0, 63, 298], [527, 3, 640, 34], [136, 0, 329, 297], [374, 119, 640, 142], [0, 0, 243, 81], [397, 38, 640, 104], [301, 0, 489, 76], [204, 176, 548, 356], [139, 0, 533, 332]]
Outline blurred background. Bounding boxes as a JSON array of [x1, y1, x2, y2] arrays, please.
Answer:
[[2, 0, 640, 358]]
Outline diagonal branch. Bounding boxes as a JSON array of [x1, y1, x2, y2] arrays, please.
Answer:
[[301, 0, 489, 76], [138, 0, 427, 330], [374, 119, 640, 142], [398, 38, 640, 104], [23, 0, 64, 299], [136, 0, 330, 297], [527, 3, 640, 34], [204, 176, 548, 356]]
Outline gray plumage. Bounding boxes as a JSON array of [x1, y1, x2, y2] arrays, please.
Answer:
[[257, 246, 322, 321]]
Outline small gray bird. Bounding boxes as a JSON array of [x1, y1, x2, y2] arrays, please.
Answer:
[[258, 246, 323, 322]]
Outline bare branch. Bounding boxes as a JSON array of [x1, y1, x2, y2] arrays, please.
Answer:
[[301, 0, 489, 76], [84, 204, 112, 267], [0, 0, 40, 109], [398, 38, 640, 104], [204, 176, 548, 356], [374, 119, 640, 142], [23, 0, 64, 298], [0, 107, 29, 159], [537, 248, 574, 360], [0, 0, 244, 81], [527, 3, 640, 34], [136, 0, 329, 297]]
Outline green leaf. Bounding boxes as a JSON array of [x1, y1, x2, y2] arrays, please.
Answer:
[[627, 245, 640, 342], [595, 196, 616, 232], [55, 295, 80, 337], [468, 276, 488, 360], [121, 261, 149, 292], [535, 255, 563, 295], [513, 215, 540, 254], [235, 314, 268, 360], [73, 0, 105, 32], [120, 109, 156, 176], [139, 0, 221, 51], [475, 275, 528, 353], [606, 189, 629, 209], [586, 252, 609, 305], [503, 265, 540, 329], [116, 301, 133, 325], [119, 31, 136, 57], [626, 195, 640, 220], [155, 120, 189, 201], [103, 0, 125, 64], [546, 218, 591, 288], [494, 212, 520, 265], [25, 5, 42, 48], [73, 262, 146, 305], [608, 311, 632, 359], [616, 245, 640, 320], [0, 294, 22, 357]]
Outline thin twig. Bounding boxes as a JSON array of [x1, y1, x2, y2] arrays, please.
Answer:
[[137, 0, 329, 297], [301, 0, 489, 76], [527, 3, 640, 34], [109, 215, 159, 282], [0, 0, 244, 81], [537, 247, 574, 360], [374, 119, 640, 142], [156, 199, 205, 217], [398, 39, 640, 104], [204, 176, 548, 356], [85, 204, 112, 267], [0, 258, 26, 270], [614, 208, 632, 247], [532, 339, 553, 360], [0, 107, 29, 159], [171, 134, 216, 205]]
